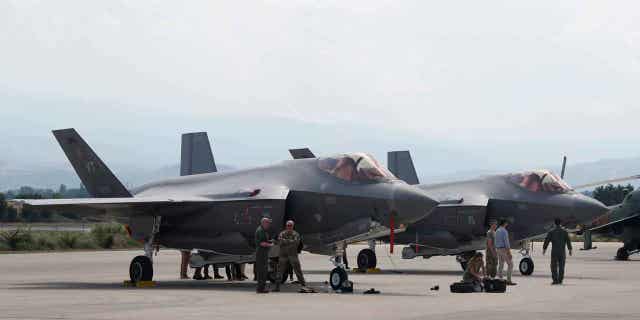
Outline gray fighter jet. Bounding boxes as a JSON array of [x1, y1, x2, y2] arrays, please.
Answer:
[[14, 129, 438, 290], [290, 149, 608, 275]]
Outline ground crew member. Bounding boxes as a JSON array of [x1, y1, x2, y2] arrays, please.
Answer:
[[275, 220, 306, 292], [462, 252, 485, 292], [543, 218, 573, 285], [485, 220, 498, 278], [495, 220, 517, 285], [180, 249, 190, 279], [255, 217, 274, 293]]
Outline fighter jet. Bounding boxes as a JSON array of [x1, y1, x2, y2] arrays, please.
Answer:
[[575, 176, 640, 260], [289, 149, 609, 275], [581, 193, 640, 260], [13, 129, 438, 290]]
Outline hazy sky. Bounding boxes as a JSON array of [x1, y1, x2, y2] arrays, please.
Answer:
[[1, 1, 639, 176]]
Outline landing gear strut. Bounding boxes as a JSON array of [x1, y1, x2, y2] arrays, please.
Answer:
[[519, 241, 534, 276], [129, 216, 161, 282], [329, 242, 353, 291], [357, 240, 377, 270]]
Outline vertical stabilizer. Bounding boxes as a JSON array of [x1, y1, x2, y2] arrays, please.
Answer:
[[52, 128, 132, 198], [180, 132, 217, 176], [388, 151, 420, 185]]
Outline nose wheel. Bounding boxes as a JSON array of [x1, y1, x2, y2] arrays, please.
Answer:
[[519, 257, 534, 275], [519, 241, 534, 276], [329, 267, 349, 290]]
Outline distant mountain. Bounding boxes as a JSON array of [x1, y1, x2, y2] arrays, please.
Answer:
[[0, 163, 236, 192]]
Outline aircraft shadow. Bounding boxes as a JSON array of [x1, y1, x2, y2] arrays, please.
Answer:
[[9, 280, 332, 293], [303, 269, 463, 276]]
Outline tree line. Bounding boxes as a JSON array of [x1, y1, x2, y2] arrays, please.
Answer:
[[0, 184, 88, 222]]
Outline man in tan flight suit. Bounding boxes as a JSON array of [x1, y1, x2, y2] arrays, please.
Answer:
[[275, 220, 306, 291]]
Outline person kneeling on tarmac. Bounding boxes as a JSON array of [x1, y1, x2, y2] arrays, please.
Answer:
[[274, 220, 306, 292], [462, 252, 486, 292]]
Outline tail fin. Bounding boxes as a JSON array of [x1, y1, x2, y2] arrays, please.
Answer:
[[52, 128, 132, 198], [180, 132, 217, 176], [387, 151, 420, 185], [289, 147, 316, 159]]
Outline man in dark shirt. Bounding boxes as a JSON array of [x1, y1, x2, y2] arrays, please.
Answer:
[[543, 218, 573, 285], [255, 217, 274, 293]]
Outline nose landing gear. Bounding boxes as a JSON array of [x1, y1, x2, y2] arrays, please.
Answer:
[[518, 241, 535, 276], [329, 242, 353, 292]]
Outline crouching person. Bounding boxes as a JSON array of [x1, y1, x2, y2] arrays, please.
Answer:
[[462, 252, 485, 292]]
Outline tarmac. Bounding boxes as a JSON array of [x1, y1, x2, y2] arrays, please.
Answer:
[[1, 242, 638, 320]]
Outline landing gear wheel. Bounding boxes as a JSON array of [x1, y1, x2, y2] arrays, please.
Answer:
[[616, 247, 629, 261], [129, 255, 153, 282], [357, 248, 377, 270], [329, 267, 348, 290], [519, 257, 534, 276]]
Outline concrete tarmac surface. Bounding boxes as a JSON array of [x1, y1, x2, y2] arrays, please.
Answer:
[[1, 242, 638, 320]]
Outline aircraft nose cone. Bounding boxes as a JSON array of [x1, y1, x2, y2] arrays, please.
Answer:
[[573, 194, 609, 226], [391, 184, 439, 225]]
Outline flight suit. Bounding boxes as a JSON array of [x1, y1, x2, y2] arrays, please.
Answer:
[[255, 225, 271, 292], [462, 256, 485, 292], [485, 229, 497, 278], [276, 229, 306, 289], [543, 226, 572, 284]]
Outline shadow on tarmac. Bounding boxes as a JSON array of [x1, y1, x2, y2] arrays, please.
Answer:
[[10, 280, 434, 296]]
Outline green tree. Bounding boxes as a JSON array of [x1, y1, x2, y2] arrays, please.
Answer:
[[592, 184, 634, 206]]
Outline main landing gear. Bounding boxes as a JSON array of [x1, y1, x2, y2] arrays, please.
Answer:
[[356, 240, 378, 270], [518, 241, 534, 276], [129, 216, 161, 283]]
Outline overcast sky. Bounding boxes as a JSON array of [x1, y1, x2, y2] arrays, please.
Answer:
[[1, 1, 639, 176]]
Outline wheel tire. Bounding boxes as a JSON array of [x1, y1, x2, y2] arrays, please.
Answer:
[[129, 255, 153, 282], [329, 267, 348, 290], [357, 249, 377, 270], [519, 257, 534, 276], [616, 247, 629, 261]]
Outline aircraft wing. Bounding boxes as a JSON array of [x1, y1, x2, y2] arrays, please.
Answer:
[[11, 188, 290, 218], [590, 212, 640, 233], [573, 175, 640, 190]]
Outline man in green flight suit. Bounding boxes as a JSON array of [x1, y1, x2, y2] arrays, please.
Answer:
[[275, 220, 306, 292], [255, 217, 274, 293], [543, 218, 573, 285]]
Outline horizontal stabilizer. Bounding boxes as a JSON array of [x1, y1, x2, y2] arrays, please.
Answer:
[[53, 128, 131, 198], [388, 151, 419, 185], [181, 132, 217, 176], [289, 148, 316, 159]]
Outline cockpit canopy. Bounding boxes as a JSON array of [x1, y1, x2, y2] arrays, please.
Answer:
[[318, 153, 398, 183], [509, 170, 572, 193]]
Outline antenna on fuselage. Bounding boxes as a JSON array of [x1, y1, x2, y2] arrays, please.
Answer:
[[561, 156, 567, 179]]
